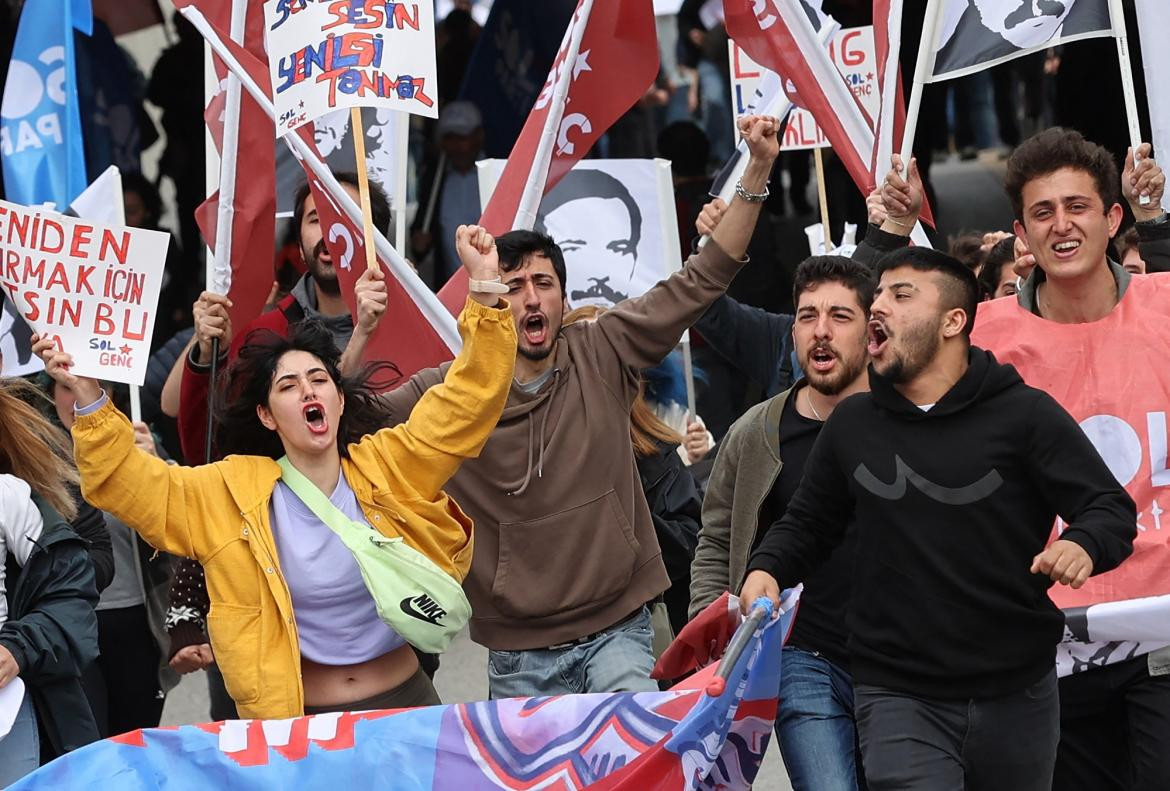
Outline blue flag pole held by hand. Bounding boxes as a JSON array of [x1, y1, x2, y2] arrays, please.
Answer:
[[1, 0, 92, 209]]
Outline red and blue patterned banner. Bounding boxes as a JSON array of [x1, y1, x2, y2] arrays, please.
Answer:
[[12, 600, 789, 790]]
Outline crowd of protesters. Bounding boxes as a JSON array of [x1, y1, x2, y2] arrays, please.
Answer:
[[1, 4, 1170, 791]]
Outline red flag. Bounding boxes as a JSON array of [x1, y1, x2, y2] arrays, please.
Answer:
[[437, 0, 658, 314], [179, 1, 460, 377], [293, 128, 455, 381], [725, 0, 874, 189], [179, 0, 275, 334], [651, 592, 743, 680]]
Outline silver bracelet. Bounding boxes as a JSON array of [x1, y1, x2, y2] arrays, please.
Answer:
[[735, 178, 770, 203]]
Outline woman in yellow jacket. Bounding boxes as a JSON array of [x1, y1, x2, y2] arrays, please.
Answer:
[[33, 226, 516, 721]]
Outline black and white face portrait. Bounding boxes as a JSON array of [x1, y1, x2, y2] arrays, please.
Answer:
[[535, 163, 658, 308], [934, 0, 1111, 80], [276, 108, 404, 216], [971, 0, 1077, 48]]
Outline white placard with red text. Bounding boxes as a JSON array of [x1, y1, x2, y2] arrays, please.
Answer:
[[0, 199, 168, 385], [729, 25, 877, 151], [263, 0, 438, 135]]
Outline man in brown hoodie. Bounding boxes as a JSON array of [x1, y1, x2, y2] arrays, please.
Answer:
[[377, 114, 780, 698]]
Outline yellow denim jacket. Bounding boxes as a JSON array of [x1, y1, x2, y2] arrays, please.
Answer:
[[71, 298, 516, 720]]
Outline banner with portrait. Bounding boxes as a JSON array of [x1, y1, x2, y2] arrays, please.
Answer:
[[477, 158, 682, 309]]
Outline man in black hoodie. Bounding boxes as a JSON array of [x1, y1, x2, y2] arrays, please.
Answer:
[[740, 247, 1136, 790]]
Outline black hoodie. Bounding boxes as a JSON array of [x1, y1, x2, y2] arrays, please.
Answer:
[[747, 347, 1136, 699]]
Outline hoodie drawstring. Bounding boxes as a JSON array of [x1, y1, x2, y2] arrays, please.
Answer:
[[508, 369, 560, 496], [510, 415, 537, 496]]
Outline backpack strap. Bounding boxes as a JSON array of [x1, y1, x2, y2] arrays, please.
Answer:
[[280, 295, 306, 325]]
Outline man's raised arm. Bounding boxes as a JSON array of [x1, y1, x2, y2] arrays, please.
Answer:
[[588, 115, 781, 390]]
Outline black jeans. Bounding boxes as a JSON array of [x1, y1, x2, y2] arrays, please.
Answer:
[[1054, 654, 1170, 791], [93, 605, 165, 737], [854, 671, 1059, 790]]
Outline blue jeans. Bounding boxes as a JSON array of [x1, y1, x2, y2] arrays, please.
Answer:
[[487, 607, 658, 699], [0, 691, 40, 786], [775, 647, 865, 791]]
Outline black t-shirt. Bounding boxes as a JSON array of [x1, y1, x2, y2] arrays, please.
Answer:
[[757, 387, 855, 671]]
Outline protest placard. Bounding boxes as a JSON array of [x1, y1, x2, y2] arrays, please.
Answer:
[[729, 26, 878, 151], [0, 198, 168, 386], [263, 0, 439, 135], [477, 158, 681, 309]]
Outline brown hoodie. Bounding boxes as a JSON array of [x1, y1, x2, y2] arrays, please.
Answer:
[[381, 241, 747, 650]]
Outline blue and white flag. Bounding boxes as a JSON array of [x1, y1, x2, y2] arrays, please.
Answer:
[[1, 0, 93, 208]]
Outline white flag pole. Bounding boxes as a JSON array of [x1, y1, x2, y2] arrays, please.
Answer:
[[108, 176, 142, 424], [394, 111, 409, 253], [211, 0, 247, 296], [1109, 0, 1150, 205], [180, 5, 462, 354], [874, 0, 904, 178], [898, 0, 944, 166], [512, 0, 595, 232]]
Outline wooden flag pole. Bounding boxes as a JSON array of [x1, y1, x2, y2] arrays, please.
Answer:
[[350, 107, 379, 272], [814, 147, 832, 251]]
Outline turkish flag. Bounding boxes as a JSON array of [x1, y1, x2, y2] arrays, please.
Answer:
[[724, 0, 933, 226], [293, 129, 455, 382], [437, 0, 658, 314]]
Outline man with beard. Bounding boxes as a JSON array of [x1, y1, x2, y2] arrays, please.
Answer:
[[876, 130, 1170, 790], [740, 246, 1136, 790], [375, 115, 781, 699], [690, 255, 873, 791]]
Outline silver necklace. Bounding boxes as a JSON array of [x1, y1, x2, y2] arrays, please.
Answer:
[[806, 388, 825, 422]]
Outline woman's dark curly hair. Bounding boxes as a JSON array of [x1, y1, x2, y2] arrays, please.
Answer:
[[216, 319, 401, 460]]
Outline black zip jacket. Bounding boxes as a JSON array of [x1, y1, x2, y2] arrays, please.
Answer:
[[2, 495, 100, 757], [636, 440, 702, 635], [748, 347, 1136, 699]]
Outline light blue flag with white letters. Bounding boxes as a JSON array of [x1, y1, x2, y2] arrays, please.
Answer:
[[1, 0, 93, 208]]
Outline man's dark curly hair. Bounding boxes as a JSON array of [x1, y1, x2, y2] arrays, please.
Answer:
[[1004, 127, 1119, 222], [215, 319, 400, 460]]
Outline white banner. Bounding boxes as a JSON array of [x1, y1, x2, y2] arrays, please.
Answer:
[[264, 0, 439, 135], [477, 158, 681, 308], [728, 26, 878, 151], [0, 199, 168, 385]]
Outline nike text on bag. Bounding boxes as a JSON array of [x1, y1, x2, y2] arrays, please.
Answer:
[[277, 457, 471, 654]]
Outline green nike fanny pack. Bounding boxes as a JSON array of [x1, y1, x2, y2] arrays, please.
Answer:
[[277, 457, 471, 654]]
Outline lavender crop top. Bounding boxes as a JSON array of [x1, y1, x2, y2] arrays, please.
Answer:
[[270, 470, 407, 664]]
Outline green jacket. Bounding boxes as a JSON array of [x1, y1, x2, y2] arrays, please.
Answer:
[[689, 387, 793, 617]]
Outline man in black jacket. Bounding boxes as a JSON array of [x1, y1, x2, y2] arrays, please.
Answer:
[[741, 247, 1136, 790]]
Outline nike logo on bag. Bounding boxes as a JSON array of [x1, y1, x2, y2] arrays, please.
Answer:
[[400, 593, 447, 625], [853, 456, 1004, 505]]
